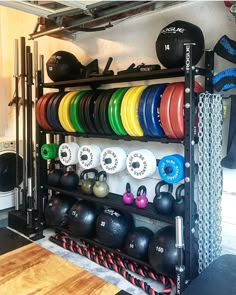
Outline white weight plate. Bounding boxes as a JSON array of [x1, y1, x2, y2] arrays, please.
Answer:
[[78, 144, 101, 169], [100, 147, 127, 174], [126, 149, 156, 179], [58, 142, 79, 166]]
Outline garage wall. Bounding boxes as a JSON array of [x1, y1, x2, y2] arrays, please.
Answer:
[[0, 1, 235, 253]]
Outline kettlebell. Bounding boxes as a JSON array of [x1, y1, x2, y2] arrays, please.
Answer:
[[93, 171, 109, 198], [173, 184, 198, 218], [60, 169, 79, 190], [135, 185, 148, 209], [153, 181, 174, 215], [123, 183, 134, 205], [47, 169, 63, 187], [80, 169, 98, 195]]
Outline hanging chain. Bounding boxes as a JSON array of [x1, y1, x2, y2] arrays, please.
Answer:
[[197, 92, 223, 273]]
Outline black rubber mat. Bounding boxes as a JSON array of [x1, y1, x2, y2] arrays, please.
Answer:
[[0, 227, 31, 255], [183, 254, 236, 295]]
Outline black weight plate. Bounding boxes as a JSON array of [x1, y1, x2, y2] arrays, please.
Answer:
[[50, 92, 67, 131], [93, 90, 106, 134], [78, 92, 91, 133], [100, 89, 116, 135], [84, 90, 101, 134], [47, 93, 60, 130]]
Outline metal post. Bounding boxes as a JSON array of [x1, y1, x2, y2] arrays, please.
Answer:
[[35, 69, 46, 235], [14, 39, 20, 211], [20, 37, 27, 214], [184, 43, 196, 281], [176, 216, 185, 294], [205, 50, 214, 92], [26, 50, 34, 229]]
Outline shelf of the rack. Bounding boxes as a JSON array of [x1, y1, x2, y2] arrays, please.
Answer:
[[43, 67, 205, 89], [40, 130, 184, 144], [46, 185, 175, 225]]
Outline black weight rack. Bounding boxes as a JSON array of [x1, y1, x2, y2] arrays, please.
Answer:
[[32, 45, 214, 293]]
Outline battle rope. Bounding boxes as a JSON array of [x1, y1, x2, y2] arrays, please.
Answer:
[[50, 231, 175, 295]]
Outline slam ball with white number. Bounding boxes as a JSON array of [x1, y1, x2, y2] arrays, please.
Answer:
[[155, 20, 205, 69]]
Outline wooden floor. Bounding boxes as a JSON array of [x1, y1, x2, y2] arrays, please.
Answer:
[[0, 242, 122, 295]]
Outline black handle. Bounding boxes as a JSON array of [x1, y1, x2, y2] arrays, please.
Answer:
[[155, 180, 173, 195], [81, 154, 88, 161], [137, 185, 147, 196], [104, 158, 112, 164], [132, 161, 140, 168], [126, 182, 131, 193], [80, 168, 98, 180], [175, 184, 185, 201], [61, 152, 67, 157], [96, 170, 107, 181]]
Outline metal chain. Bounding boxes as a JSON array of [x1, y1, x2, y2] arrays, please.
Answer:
[[197, 92, 223, 273]]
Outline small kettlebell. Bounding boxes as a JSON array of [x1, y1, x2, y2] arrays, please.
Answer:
[[123, 183, 134, 205], [174, 184, 198, 218], [153, 181, 174, 215], [60, 169, 79, 190], [80, 169, 98, 195], [47, 169, 63, 187], [93, 171, 109, 198], [135, 185, 148, 209]]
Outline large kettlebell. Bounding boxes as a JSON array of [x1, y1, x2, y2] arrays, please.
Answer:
[[93, 171, 109, 198], [135, 185, 148, 209], [173, 184, 198, 218], [47, 169, 63, 187], [60, 169, 79, 190], [80, 169, 98, 195], [122, 183, 134, 205], [153, 181, 174, 215]]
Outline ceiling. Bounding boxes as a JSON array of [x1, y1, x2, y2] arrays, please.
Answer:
[[0, 1, 186, 40]]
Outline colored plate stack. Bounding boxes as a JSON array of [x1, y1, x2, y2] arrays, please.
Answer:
[[35, 82, 203, 139], [160, 82, 203, 139]]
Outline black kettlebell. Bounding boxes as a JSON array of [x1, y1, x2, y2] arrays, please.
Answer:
[[153, 181, 174, 215], [60, 169, 79, 190], [80, 169, 98, 195], [93, 171, 109, 198], [47, 169, 63, 187], [173, 184, 198, 218]]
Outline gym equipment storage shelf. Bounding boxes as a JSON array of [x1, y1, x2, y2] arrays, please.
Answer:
[[46, 185, 175, 225], [35, 46, 213, 290], [41, 130, 184, 144], [43, 66, 205, 89]]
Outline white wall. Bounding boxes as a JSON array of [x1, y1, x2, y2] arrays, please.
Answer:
[[0, 1, 236, 252]]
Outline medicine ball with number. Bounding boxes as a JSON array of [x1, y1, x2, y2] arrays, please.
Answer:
[[148, 225, 177, 277], [44, 194, 76, 228], [46, 51, 85, 82], [156, 20, 205, 68], [68, 200, 103, 238], [96, 208, 134, 249], [124, 227, 154, 261]]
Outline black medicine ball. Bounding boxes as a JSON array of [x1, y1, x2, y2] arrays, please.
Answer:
[[46, 51, 85, 82], [44, 194, 75, 228], [68, 200, 102, 238], [124, 227, 154, 261], [156, 20, 205, 68], [96, 208, 134, 249], [148, 225, 177, 277]]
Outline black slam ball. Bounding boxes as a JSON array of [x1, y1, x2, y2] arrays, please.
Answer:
[[44, 194, 75, 228], [124, 227, 154, 261], [156, 20, 205, 68], [46, 51, 84, 82], [68, 200, 102, 238], [96, 208, 134, 249], [148, 226, 178, 277]]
